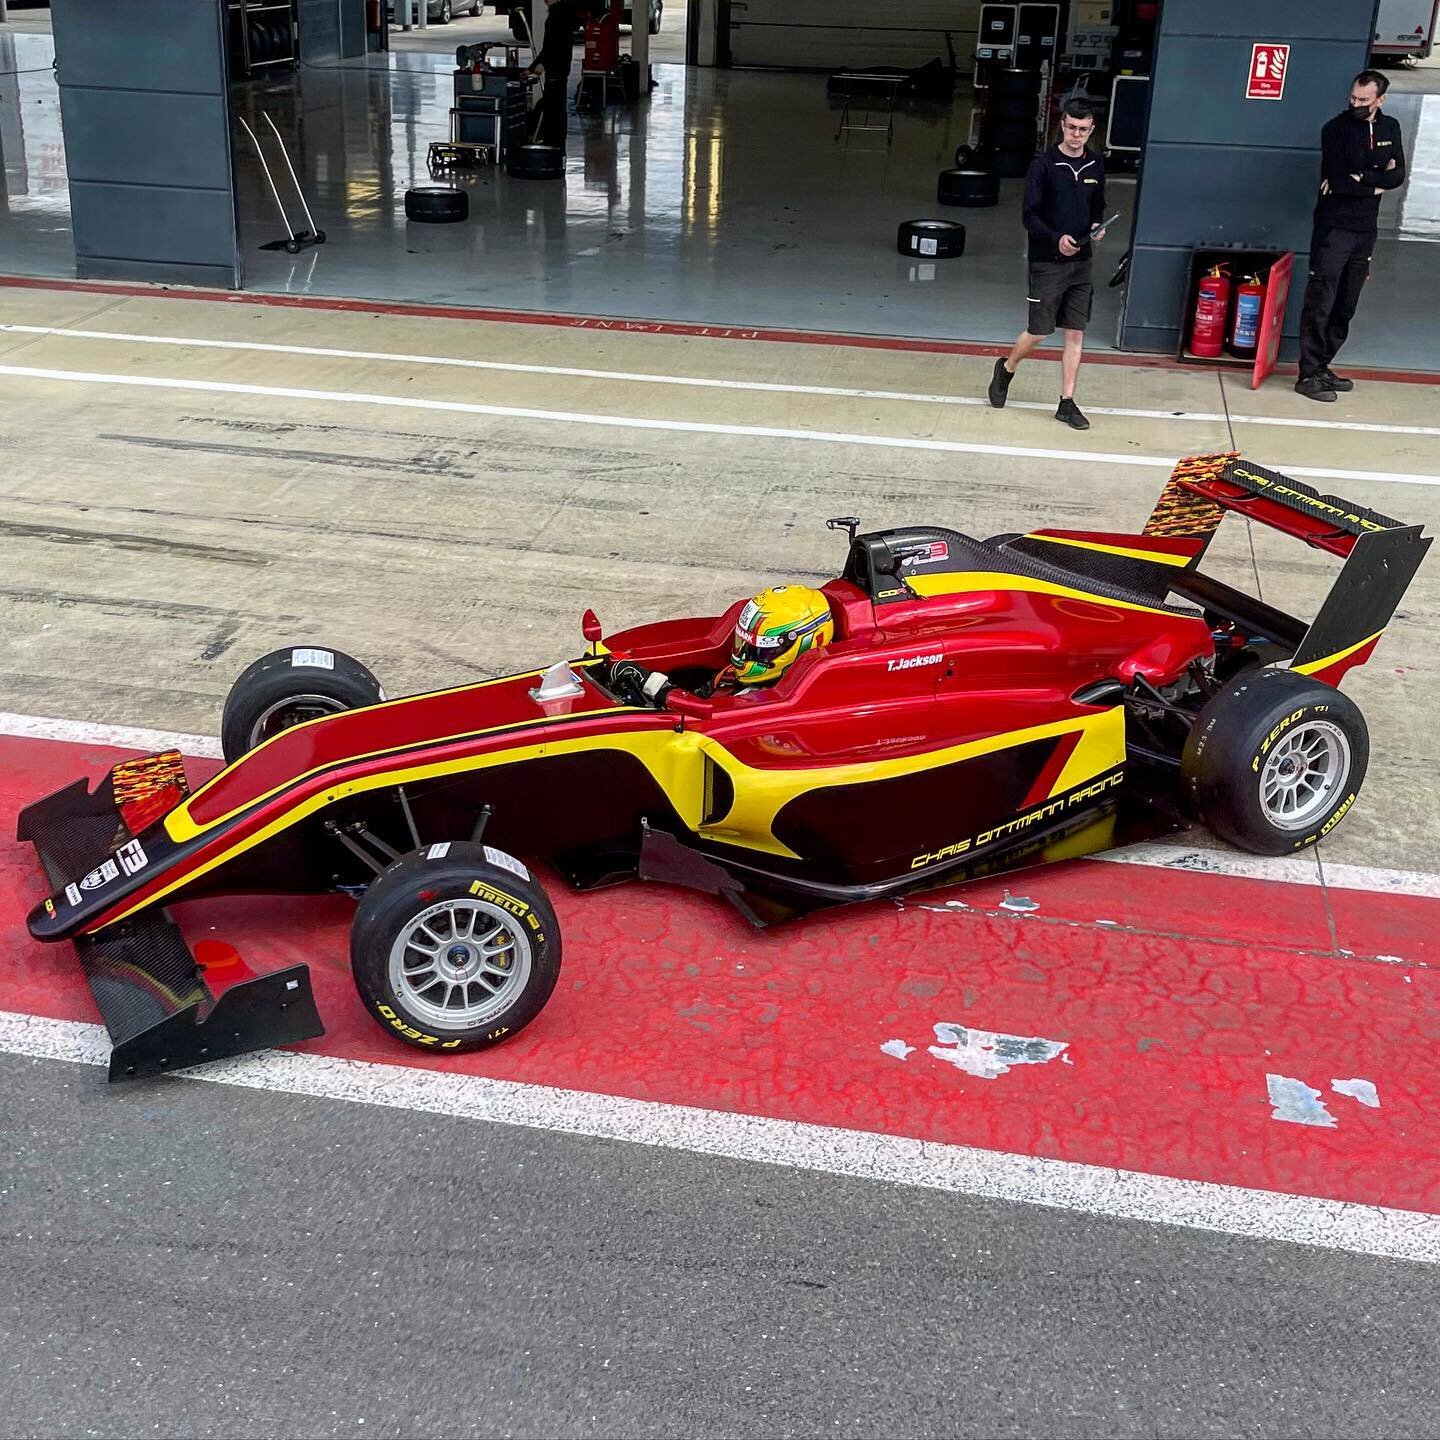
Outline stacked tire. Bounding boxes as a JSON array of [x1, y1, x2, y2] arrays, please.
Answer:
[[937, 167, 1000, 208], [979, 67, 1041, 178]]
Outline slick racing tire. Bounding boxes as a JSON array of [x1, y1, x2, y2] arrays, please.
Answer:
[[897, 218, 965, 259], [405, 186, 468, 222], [937, 167, 999, 207], [220, 646, 386, 763], [1181, 668, 1369, 855], [507, 144, 565, 180], [352, 842, 562, 1054]]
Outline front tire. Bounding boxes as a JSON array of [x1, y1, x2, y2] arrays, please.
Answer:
[[351, 842, 562, 1053], [1182, 668, 1369, 855], [220, 646, 385, 763]]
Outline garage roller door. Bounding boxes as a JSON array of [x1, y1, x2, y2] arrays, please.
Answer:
[[728, 0, 976, 71]]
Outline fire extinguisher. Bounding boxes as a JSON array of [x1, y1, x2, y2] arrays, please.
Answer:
[[1190, 264, 1230, 359], [1229, 272, 1266, 358]]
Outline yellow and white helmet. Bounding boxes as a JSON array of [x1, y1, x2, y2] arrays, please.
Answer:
[[729, 585, 834, 686]]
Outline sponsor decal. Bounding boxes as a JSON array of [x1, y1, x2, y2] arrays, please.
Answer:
[[291, 647, 335, 670], [483, 846, 531, 882], [888, 652, 944, 673], [1228, 466, 1396, 534], [910, 769, 1124, 869], [899, 541, 951, 568], [79, 859, 119, 891], [377, 1003, 462, 1048], [468, 880, 529, 917], [44, 898, 56, 919], [65, 883, 81, 907], [117, 838, 147, 876], [1252, 707, 1305, 771], [426, 842, 452, 859]]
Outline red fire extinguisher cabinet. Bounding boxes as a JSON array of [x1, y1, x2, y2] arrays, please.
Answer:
[[1177, 245, 1295, 390]]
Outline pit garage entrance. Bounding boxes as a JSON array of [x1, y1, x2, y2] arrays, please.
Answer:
[[1, 0, 1438, 368]]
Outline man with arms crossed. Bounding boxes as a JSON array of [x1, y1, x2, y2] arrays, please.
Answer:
[[988, 100, 1108, 431], [1295, 70, 1406, 402]]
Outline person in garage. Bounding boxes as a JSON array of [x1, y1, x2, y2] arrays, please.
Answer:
[[1295, 70, 1407, 403], [526, 0, 583, 151], [987, 100, 1108, 432]]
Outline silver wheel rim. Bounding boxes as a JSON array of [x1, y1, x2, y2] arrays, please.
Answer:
[[248, 693, 348, 749], [388, 897, 532, 1029], [1259, 720, 1350, 831]]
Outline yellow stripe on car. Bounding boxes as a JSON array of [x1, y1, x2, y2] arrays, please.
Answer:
[[1023, 533, 1194, 568], [906, 570, 1175, 615], [1291, 629, 1385, 676]]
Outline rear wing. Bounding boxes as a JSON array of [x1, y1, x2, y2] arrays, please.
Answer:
[[1144, 453, 1431, 684]]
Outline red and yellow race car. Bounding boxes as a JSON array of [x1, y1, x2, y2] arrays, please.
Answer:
[[20, 454, 1430, 1079]]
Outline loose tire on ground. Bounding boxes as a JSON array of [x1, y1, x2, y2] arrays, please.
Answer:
[[405, 186, 469, 222], [896, 218, 966, 259], [506, 144, 565, 179], [351, 842, 562, 1054], [937, 167, 1000, 207], [1181, 667, 1369, 855], [220, 646, 386, 763]]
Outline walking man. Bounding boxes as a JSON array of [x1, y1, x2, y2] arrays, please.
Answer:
[[1296, 70, 1407, 402], [988, 100, 1108, 431]]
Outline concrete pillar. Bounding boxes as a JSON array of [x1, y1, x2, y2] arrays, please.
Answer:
[[51, 0, 240, 288], [631, 0, 649, 84], [1119, 0, 1375, 355]]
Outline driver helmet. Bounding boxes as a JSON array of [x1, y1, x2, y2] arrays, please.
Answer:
[[730, 585, 834, 686]]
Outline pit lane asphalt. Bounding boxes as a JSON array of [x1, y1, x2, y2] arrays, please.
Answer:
[[2, 1051, 1435, 1440]]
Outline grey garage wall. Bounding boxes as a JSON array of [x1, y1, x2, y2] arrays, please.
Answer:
[[1118, 0, 1378, 356], [51, 0, 240, 289]]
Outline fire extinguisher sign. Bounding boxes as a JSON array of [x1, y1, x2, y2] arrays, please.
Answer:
[[1246, 43, 1290, 101]]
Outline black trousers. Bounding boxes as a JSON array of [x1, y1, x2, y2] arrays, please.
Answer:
[[539, 71, 570, 148], [1298, 224, 1372, 379]]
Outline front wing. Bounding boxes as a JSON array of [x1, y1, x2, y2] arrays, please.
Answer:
[[17, 767, 322, 1081]]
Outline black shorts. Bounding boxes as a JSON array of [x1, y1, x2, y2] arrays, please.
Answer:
[[1026, 259, 1094, 336]]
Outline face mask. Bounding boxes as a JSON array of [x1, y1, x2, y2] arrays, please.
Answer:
[[1351, 103, 1373, 120]]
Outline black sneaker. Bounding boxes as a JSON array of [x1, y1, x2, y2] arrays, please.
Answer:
[[1295, 374, 1337, 403], [1319, 367, 1354, 393], [1056, 397, 1090, 431], [987, 357, 1013, 409]]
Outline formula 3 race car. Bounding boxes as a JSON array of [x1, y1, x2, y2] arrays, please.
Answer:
[[20, 454, 1430, 1080]]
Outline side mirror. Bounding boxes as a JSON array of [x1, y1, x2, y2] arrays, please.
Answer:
[[581, 609, 603, 645]]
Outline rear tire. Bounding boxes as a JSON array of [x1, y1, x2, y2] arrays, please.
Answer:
[[351, 842, 562, 1053], [1181, 668, 1369, 855], [220, 646, 385, 764]]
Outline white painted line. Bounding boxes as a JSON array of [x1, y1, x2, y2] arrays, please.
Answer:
[[1094, 842, 1440, 899], [4, 322, 1438, 439], [0, 362, 1436, 489], [3, 710, 1437, 895], [4, 1008, 1436, 1264], [0, 710, 223, 759]]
